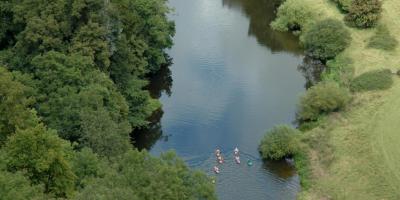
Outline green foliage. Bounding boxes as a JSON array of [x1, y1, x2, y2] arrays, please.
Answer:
[[1, 0, 174, 133], [350, 69, 393, 92], [298, 82, 351, 121], [72, 148, 104, 189], [0, 170, 44, 200], [298, 118, 324, 132], [0, 67, 38, 144], [270, 0, 315, 32], [3, 124, 76, 197], [30, 51, 131, 157], [0, 0, 216, 199], [345, 0, 382, 28], [108, 34, 161, 127], [332, 0, 353, 12], [321, 55, 355, 87], [123, 79, 160, 128], [302, 19, 351, 61], [293, 151, 311, 189], [79, 108, 130, 158], [76, 150, 217, 200], [110, 0, 175, 72], [368, 25, 398, 51], [70, 21, 111, 71], [259, 125, 301, 160], [0, 2, 23, 52]]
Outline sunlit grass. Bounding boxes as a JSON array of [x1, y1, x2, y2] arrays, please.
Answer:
[[296, 0, 400, 199]]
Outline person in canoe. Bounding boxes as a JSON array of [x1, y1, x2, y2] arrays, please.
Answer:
[[215, 149, 221, 157], [217, 155, 224, 164], [234, 155, 240, 164], [234, 147, 239, 155], [213, 166, 220, 174]]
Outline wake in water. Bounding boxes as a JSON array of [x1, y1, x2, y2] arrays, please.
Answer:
[[183, 148, 299, 199]]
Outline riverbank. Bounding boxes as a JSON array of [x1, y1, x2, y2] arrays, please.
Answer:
[[272, 0, 400, 199]]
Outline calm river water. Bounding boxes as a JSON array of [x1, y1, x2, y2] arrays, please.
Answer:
[[134, 0, 306, 199]]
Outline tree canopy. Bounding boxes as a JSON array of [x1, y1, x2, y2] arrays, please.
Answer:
[[0, 0, 215, 199]]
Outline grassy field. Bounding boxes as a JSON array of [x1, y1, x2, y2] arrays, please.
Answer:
[[287, 0, 400, 199]]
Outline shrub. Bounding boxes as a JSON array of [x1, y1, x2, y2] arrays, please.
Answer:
[[350, 69, 393, 92], [368, 25, 398, 51], [345, 0, 382, 28], [298, 81, 351, 121], [302, 19, 351, 61], [322, 55, 355, 87], [259, 125, 301, 160], [271, 0, 315, 33], [332, 0, 353, 12]]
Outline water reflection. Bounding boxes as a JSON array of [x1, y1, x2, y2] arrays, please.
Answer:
[[132, 65, 173, 150], [222, 0, 303, 55], [263, 159, 297, 179], [131, 109, 170, 151], [298, 56, 326, 88], [146, 64, 173, 99]]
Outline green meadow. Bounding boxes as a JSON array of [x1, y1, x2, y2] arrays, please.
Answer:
[[272, 0, 400, 199]]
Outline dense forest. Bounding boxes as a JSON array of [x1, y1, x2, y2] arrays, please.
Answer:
[[0, 0, 215, 199]]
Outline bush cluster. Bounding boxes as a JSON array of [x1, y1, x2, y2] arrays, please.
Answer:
[[368, 25, 398, 51], [350, 69, 393, 92], [302, 19, 351, 61], [345, 0, 382, 28], [298, 81, 351, 121], [259, 125, 301, 160], [270, 0, 314, 33]]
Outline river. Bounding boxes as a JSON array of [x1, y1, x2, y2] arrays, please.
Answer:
[[134, 0, 306, 199]]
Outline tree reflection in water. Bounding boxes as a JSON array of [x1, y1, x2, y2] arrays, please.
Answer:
[[297, 56, 326, 89], [263, 158, 297, 180], [221, 0, 329, 90], [131, 64, 173, 150], [146, 60, 173, 99], [131, 108, 170, 150], [222, 0, 303, 55]]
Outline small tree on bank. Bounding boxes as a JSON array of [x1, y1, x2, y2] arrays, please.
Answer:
[[297, 81, 351, 121], [259, 125, 301, 160], [302, 19, 351, 61]]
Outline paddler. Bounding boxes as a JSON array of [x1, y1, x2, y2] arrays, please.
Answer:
[[234, 147, 239, 155], [215, 149, 221, 157], [217, 155, 224, 163], [213, 166, 220, 174], [234, 155, 240, 164]]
